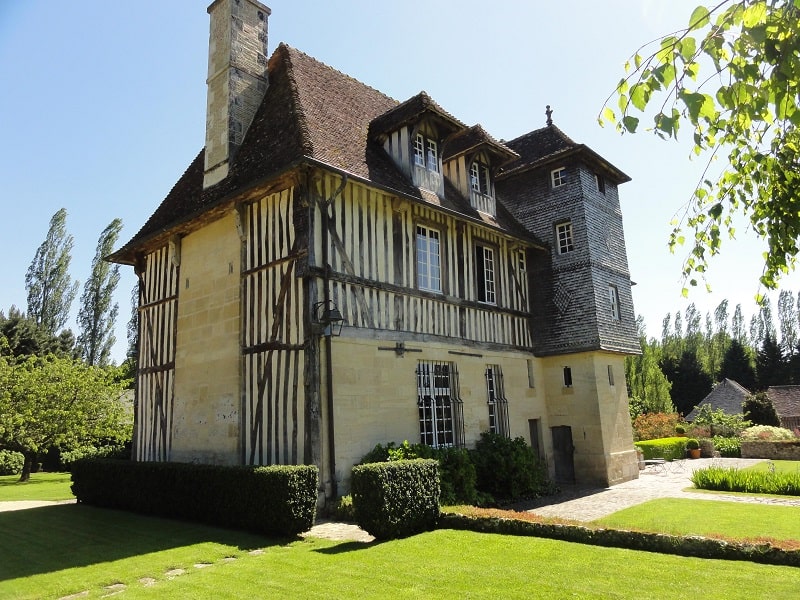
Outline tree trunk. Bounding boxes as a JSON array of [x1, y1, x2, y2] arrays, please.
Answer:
[[19, 451, 36, 482]]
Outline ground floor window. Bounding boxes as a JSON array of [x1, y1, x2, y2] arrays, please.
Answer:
[[416, 360, 464, 448], [486, 365, 509, 437]]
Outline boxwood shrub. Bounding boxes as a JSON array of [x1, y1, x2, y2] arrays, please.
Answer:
[[634, 436, 687, 460], [0, 450, 24, 475], [351, 458, 439, 540], [71, 459, 317, 536]]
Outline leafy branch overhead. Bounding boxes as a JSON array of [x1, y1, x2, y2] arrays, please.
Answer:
[[601, 1, 800, 293]]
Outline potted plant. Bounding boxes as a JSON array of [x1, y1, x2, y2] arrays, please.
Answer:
[[685, 438, 701, 459], [674, 424, 686, 436]]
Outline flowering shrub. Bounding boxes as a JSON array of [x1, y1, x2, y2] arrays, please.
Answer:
[[632, 412, 679, 441], [740, 426, 797, 441]]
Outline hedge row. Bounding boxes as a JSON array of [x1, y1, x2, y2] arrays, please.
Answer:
[[439, 513, 800, 567], [351, 459, 439, 540], [71, 459, 317, 536], [634, 437, 687, 460]]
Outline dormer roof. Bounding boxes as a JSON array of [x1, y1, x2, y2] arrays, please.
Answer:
[[442, 124, 519, 165], [369, 91, 465, 141]]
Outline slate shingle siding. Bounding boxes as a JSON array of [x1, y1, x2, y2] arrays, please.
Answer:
[[497, 159, 639, 356]]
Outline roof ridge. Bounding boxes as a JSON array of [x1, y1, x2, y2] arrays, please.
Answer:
[[274, 44, 314, 156]]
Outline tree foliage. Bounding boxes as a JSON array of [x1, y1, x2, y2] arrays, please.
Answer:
[[77, 219, 123, 366], [0, 307, 75, 360], [602, 1, 800, 291], [25, 208, 79, 335], [742, 391, 781, 426], [0, 354, 132, 481]]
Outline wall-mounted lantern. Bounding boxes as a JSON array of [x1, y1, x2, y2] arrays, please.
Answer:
[[312, 300, 345, 337]]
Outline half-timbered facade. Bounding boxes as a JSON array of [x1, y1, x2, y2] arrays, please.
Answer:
[[110, 0, 640, 502]]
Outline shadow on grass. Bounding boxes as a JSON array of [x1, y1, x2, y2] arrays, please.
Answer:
[[0, 503, 282, 581], [313, 540, 377, 554]]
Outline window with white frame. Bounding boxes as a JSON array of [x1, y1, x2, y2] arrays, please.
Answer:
[[474, 244, 496, 304], [551, 167, 566, 188], [609, 284, 620, 320], [486, 365, 510, 437], [470, 161, 491, 195], [414, 133, 439, 173], [416, 225, 442, 293], [416, 361, 464, 448], [595, 173, 606, 194], [556, 221, 574, 254]]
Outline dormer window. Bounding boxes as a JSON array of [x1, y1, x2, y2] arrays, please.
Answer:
[[414, 133, 439, 173], [470, 161, 491, 195]]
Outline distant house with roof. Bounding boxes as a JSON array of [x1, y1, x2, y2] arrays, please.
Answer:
[[109, 0, 641, 502], [765, 386, 800, 430], [686, 379, 751, 421]]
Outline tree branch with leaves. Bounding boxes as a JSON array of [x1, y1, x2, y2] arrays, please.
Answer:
[[602, 1, 800, 293]]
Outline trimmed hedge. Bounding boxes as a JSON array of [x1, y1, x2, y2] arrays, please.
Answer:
[[439, 513, 800, 567], [351, 459, 439, 540], [71, 459, 317, 536], [634, 437, 687, 460]]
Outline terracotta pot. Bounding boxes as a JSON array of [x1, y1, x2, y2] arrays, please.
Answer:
[[689, 448, 701, 459]]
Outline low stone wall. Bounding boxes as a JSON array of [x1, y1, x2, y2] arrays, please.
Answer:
[[740, 441, 800, 460]]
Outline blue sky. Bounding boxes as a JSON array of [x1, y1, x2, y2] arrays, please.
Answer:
[[1, 0, 797, 363]]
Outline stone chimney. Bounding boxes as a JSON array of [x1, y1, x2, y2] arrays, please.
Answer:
[[203, 0, 271, 189]]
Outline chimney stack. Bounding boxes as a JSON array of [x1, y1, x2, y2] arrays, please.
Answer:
[[204, 0, 271, 189]]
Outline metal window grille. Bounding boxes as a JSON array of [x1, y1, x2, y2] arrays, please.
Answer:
[[486, 365, 510, 437], [416, 361, 464, 448]]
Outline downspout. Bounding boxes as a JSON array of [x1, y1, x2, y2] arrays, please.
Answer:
[[320, 173, 347, 501]]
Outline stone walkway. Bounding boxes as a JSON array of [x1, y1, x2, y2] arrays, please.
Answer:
[[4, 459, 799, 544]]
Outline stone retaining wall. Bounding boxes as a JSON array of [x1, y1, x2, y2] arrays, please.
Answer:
[[740, 441, 800, 460]]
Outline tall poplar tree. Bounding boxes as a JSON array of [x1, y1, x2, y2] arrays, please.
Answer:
[[77, 219, 123, 366], [25, 209, 79, 335]]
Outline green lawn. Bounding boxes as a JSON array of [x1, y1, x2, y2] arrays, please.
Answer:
[[744, 460, 800, 473], [0, 472, 74, 501], [1, 505, 797, 600], [593, 497, 800, 542]]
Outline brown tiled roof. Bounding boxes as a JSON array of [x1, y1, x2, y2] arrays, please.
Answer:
[[766, 386, 800, 418], [369, 91, 465, 139], [442, 125, 518, 164], [111, 45, 544, 263], [686, 378, 752, 421], [497, 124, 631, 184]]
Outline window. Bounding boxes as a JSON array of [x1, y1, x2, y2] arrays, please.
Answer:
[[416, 225, 442, 292], [470, 161, 491, 196], [414, 133, 439, 173], [486, 365, 509, 437], [609, 285, 620, 320], [563, 366, 572, 387], [556, 222, 574, 254], [416, 361, 464, 448], [551, 167, 566, 188], [607, 365, 615, 386], [527, 359, 535, 388], [475, 244, 496, 304], [595, 173, 606, 194]]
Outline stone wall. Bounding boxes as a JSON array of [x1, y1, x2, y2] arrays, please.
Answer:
[[740, 441, 800, 460]]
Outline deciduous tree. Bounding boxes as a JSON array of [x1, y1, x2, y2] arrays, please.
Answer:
[[603, 1, 800, 291], [0, 354, 131, 481], [25, 209, 78, 335], [77, 219, 122, 366]]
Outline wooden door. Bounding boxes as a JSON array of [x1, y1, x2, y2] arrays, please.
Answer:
[[551, 425, 575, 483]]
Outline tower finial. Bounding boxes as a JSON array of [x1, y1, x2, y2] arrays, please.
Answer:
[[545, 105, 553, 127]]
